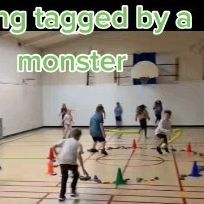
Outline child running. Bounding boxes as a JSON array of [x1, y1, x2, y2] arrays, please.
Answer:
[[88, 105, 108, 155], [155, 110, 172, 154], [153, 100, 163, 124], [63, 109, 73, 139], [135, 105, 150, 139], [52, 128, 88, 201]]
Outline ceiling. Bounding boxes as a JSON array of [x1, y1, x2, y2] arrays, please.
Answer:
[[0, 31, 83, 50], [0, 31, 204, 54]]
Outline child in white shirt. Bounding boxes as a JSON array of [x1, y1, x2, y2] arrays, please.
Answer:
[[53, 129, 88, 201], [63, 109, 73, 138], [155, 110, 172, 154]]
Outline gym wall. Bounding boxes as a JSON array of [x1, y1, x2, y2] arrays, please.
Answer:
[[0, 38, 42, 137]]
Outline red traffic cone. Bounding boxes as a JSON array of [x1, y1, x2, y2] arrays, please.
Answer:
[[47, 161, 57, 175], [47, 147, 55, 161], [132, 139, 137, 150], [187, 142, 192, 153]]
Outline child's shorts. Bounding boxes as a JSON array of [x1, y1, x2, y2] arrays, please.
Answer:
[[115, 116, 122, 121], [92, 136, 105, 142], [90, 130, 105, 142], [139, 119, 147, 129], [156, 133, 167, 143]]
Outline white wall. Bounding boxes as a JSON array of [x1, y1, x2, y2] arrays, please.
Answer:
[[42, 82, 204, 126], [44, 32, 204, 84], [42, 32, 204, 126], [1, 32, 204, 134], [0, 38, 43, 137]]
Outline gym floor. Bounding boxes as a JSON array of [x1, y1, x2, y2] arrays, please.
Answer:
[[0, 127, 204, 204]]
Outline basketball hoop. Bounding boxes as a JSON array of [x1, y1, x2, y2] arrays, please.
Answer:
[[139, 77, 150, 84], [131, 61, 159, 85]]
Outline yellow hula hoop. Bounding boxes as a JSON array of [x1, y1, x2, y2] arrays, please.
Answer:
[[105, 129, 140, 135], [161, 129, 183, 148]]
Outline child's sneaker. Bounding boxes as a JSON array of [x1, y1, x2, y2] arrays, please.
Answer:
[[87, 148, 98, 153], [70, 190, 79, 197], [58, 196, 66, 202], [101, 149, 108, 155], [164, 147, 170, 153], [156, 147, 163, 154]]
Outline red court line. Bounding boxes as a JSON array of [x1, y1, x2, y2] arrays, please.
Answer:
[[36, 193, 50, 204], [122, 150, 135, 174], [106, 135, 141, 204], [172, 150, 187, 204], [122, 134, 142, 175], [108, 135, 142, 204], [107, 195, 114, 204]]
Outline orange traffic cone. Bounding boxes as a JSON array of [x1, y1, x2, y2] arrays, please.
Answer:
[[132, 139, 137, 150], [47, 147, 55, 161], [187, 142, 192, 153], [47, 161, 57, 175]]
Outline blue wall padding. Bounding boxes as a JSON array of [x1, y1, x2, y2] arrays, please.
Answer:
[[133, 78, 157, 85], [133, 53, 156, 64]]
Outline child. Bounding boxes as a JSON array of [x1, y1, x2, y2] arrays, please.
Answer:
[[155, 110, 172, 154], [135, 105, 150, 139], [153, 100, 163, 124], [59, 104, 68, 121], [52, 128, 88, 201], [63, 109, 73, 139], [88, 105, 108, 155], [114, 102, 123, 127], [98, 104, 106, 119]]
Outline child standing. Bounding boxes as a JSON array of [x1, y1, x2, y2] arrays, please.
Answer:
[[153, 100, 163, 124], [135, 105, 150, 139], [155, 110, 172, 154], [53, 129, 88, 201], [88, 105, 108, 155], [114, 102, 123, 127], [63, 109, 73, 139]]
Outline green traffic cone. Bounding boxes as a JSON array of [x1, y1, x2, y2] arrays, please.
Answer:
[[115, 168, 125, 186]]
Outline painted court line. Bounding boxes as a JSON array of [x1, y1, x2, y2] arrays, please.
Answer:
[[107, 195, 114, 204], [1, 132, 204, 204], [0, 132, 37, 146], [1, 189, 204, 199], [1, 194, 204, 203], [1, 183, 204, 193], [172, 148, 187, 204]]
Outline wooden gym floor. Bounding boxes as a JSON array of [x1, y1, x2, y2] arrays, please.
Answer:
[[0, 127, 204, 204]]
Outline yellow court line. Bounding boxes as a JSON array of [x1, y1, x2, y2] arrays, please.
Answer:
[[105, 129, 140, 135]]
